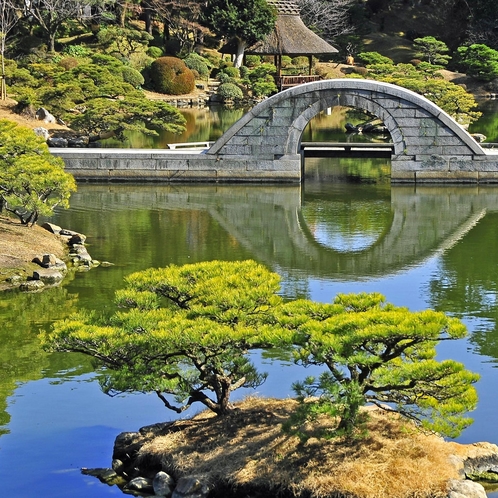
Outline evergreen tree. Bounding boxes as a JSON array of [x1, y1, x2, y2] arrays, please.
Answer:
[[203, 0, 276, 67], [278, 292, 479, 438], [0, 120, 76, 225]]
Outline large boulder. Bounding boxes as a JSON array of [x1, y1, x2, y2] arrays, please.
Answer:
[[47, 137, 68, 147], [447, 478, 487, 498], [172, 476, 210, 498], [35, 107, 56, 124]]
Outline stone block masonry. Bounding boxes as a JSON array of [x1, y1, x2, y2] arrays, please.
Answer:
[[53, 80, 498, 183]]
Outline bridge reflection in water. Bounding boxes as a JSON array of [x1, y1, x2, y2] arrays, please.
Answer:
[[64, 182, 498, 281]]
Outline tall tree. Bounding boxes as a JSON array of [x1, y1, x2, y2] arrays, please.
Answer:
[[0, 0, 21, 99], [147, 0, 208, 55], [413, 36, 451, 66], [25, 0, 107, 52], [203, 0, 277, 68], [297, 0, 355, 43]]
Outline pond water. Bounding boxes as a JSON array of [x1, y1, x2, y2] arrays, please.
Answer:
[[2, 102, 498, 497]]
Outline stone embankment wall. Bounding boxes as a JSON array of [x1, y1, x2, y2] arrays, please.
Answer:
[[51, 148, 302, 183]]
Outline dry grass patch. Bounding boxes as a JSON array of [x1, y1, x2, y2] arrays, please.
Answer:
[[0, 215, 66, 286], [138, 397, 459, 498]]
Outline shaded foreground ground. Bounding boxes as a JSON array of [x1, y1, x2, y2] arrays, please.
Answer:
[[125, 397, 461, 498]]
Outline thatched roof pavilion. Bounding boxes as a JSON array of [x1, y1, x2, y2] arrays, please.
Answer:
[[221, 0, 339, 89]]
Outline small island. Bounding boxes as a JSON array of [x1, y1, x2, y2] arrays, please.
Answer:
[[41, 260, 496, 498]]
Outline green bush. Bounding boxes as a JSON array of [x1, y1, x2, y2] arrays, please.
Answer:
[[456, 44, 498, 82], [217, 82, 243, 101], [244, 55, 261, 67], [218, 72, 238, 84], [221, 66, 240, 78], [149, 56, 195, 95], [62, 45, 91, 58], [248, 63, 276, 82], [183, 53, 211, 79], [239, 66, 249, 78], [252, 76, 277, 97], [147, 46, 164, 58], [121, 66, 145, 88], [357, 51, 394, 66]]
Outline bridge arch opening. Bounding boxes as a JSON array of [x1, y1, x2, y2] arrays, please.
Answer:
[[301, 106, 391, 143], [287, 91, 403, 158]]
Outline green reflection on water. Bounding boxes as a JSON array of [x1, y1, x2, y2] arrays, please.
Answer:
[[2, 175, 498, 442], [0, 285, 84, 433]]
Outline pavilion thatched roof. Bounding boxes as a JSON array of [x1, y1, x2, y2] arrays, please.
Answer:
[[221, 0, 338, 57]]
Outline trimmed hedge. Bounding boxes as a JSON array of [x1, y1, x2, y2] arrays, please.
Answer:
[[217, 82, 243, 101], [150, 56, 195, 95]]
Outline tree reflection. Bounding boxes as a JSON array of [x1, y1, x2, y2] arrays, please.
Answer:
[[0, 285, 85, 434], [427, 212, 498, 360]]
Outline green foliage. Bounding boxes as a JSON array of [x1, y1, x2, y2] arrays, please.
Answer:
[[0, 120, 76, 225], [413, 36, 451, 66], [97, 26, 153, 58], [251, 76, 277, 97], [62, 45, 91, 58], [278, 292, 479, 439], [357, 51, 393, 66], [456, 44, 498, 82], [121, 66, 145, 88], [149, 56, 195, 95], [147, 46, 164, 58], [221, 66, 240, 78], [183, 53, 211, 79], [218, 72, 238, 85], [355, 57, 481, 126], [203, 0, 277, 49], [247, 63, 276, 82], [244, 55, 261, 67], [217, 82, 244, 101], [43, 260, 284, 416], [4, 53, 186, 140], [69, 96, 186, 140], [43, 257, 478, 435]]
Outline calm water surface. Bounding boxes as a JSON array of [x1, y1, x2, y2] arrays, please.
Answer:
[[2, 105, 498, 496]]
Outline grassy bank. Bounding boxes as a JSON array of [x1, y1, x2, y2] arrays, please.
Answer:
[[129, 397, 460, 498]]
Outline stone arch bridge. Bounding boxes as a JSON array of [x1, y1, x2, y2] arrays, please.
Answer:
[[54, 79, 498, 183], [208, 78, 496, 183]]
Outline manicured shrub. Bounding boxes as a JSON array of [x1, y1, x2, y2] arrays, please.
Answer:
[[218, 72, 238, 84], [150, 56, 195, 95], [147, 46, 163, 58], [217, 82, 243, 101], [252, 76, 277, 97], [357, 51, 394, 66], [121, 66, 145, 88], [244, 55, 261, 67], [248, 63, 276, 82], [222, 66, 240, 78], [183, 53, 211, 79], [239, 65, 249, 78]]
